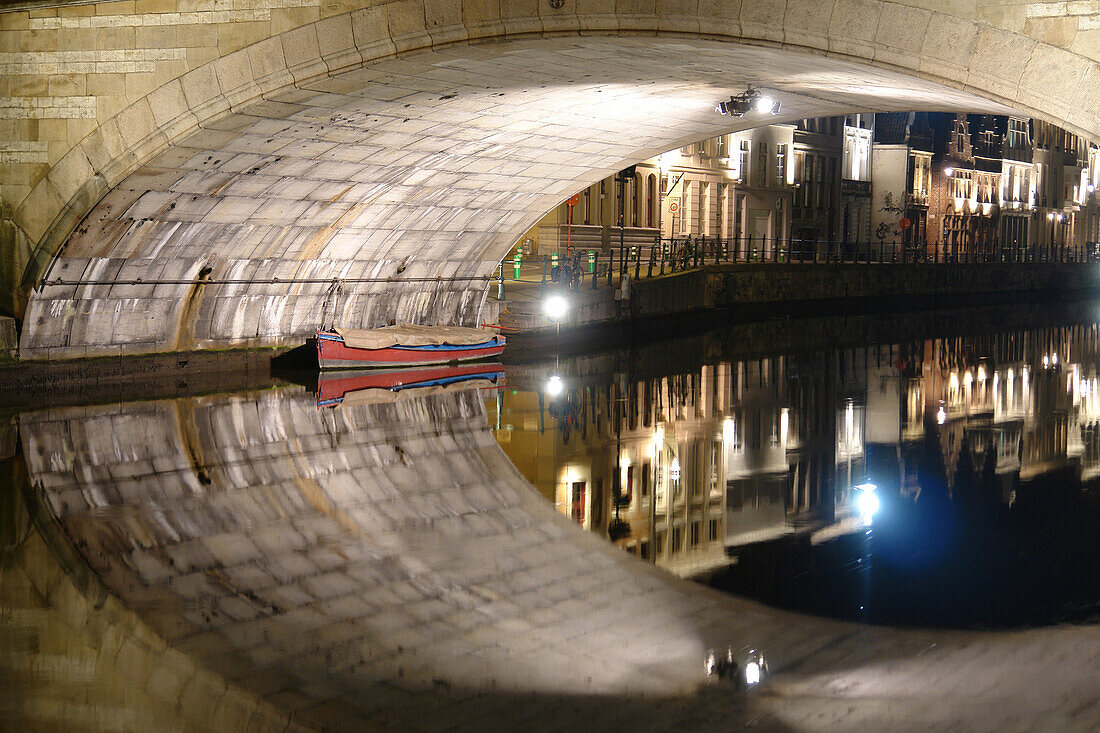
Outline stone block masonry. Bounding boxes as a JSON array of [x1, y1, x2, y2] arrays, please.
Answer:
[[2, 0, 1099, 359]]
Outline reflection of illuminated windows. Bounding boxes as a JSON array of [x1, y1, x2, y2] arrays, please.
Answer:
[[655, 531, 664, 557], [670, 452, 682, 503], [640, 459, 651, 499], [709, 441, 721, 497], [671, 526, 682, 553], [708, 518, 719, 541], [639, 539, 650, 560], [655, 449, 667, 509], [725, 416, 742, 452], [690, 522, 700, 546], [571, 482, 586, 525]]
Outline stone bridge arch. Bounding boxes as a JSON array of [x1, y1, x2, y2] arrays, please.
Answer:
[[2, 1, 1098, 357]]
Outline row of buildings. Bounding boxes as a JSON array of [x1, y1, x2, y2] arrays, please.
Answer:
[[519, 113, 1100, 262], [490, 325, 1100, 575]]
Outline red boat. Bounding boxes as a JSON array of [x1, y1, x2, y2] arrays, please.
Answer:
[[317, 324, 506, 370], [317, 363, 505, 407]]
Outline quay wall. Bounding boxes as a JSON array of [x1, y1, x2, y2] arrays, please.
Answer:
[[634, 263, 1100, 317]]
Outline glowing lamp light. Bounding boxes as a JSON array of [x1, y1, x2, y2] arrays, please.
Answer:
[[944, 167, 954, 177], [855, 482, 880, 525], [744, 650, 768, 687], [544, 295, 568, 320], [937, 405, 946, 425], [669, 456, 681, 481], [754, 95, 774, 113], [744, 660, 762, 686], [545, 375, 564, 396]]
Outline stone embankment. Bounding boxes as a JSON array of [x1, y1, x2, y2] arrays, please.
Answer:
[[502, 262, 1100, 350]]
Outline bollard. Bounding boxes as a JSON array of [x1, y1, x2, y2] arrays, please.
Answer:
[[513, 253, 522, 279], [551, 252, 559, 270], [588, 250, 596, 273], [630, 245, 638, 262]]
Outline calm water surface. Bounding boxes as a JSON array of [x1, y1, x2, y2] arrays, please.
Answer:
[[5, 307, 1100, 636], [491, 313, 1100, 629]]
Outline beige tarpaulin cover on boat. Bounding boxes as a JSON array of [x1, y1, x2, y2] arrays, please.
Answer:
[[334, 324, 495, 349]]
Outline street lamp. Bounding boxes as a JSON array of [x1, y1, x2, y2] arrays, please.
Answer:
[[544, 295, 568, 321], [545, 374, 564, 396]]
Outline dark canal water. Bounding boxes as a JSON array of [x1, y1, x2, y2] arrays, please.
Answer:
[[4, 303, 1100, 637], [490, 305, 1100, 630]]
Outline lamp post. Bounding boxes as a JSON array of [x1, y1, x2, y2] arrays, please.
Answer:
[[616, 165, 637, 283]]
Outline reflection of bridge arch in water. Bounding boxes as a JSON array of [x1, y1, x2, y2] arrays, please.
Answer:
[[6, 384, 1100, 729]]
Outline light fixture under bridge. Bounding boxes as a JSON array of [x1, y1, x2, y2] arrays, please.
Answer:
[[716, 86, 781, 117]]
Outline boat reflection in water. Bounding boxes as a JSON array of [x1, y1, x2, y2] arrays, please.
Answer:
[[317, 363, 505, 407], [491, 324, 1100, 628]]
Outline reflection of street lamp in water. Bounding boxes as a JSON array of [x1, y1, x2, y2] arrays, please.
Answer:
[[543, 295, 569, 402]]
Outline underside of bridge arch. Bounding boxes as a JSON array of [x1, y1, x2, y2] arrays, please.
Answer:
[[13, 26, 1086, 358]]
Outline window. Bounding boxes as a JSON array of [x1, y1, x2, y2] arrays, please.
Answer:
[[776, 144, 788, 186], [757, 142, 768, 187], [739, 140, 750, 182], [700, 181, 710, 235], [690, 522, 700, 547], [641, 459, 650, 497], [646, 174, 656, 228], [716, 134, 728, 159], [671, 527, 682, 553], [655, 531, 665, 557], [708, 518, 719, 541]]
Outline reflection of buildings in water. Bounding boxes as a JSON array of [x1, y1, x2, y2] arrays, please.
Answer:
[[900, 324, 1100, 495], [492, 354, 871, 576], [491, 323, 1100, 574]]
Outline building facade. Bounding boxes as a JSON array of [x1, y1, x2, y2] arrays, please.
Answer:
[[518, 113, 1094, 264], [518, 124, 799, 260]]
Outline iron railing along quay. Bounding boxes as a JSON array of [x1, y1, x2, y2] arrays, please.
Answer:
[[499, 234, 1097, 294]]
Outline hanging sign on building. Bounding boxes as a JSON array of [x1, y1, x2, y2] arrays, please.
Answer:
[[566, 194, 580, 207], [669, 201, 680, 213], [899, 217, 912, 230]]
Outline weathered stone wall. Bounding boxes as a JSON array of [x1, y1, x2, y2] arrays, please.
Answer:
[[2, 1, 1099, 358]]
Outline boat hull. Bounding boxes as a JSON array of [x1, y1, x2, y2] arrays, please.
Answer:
[[317, 331, 505, 369]]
